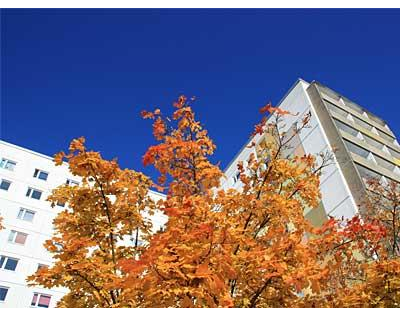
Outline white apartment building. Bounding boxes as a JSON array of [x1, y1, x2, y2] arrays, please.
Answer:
[[223, 79, 400, 227], [0, 140, 167, 308]]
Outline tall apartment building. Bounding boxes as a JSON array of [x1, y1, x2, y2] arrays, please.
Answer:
[[223, 79, 400, 227], [0, 140, 167, 308]]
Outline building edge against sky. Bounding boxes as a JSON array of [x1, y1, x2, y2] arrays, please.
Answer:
[[1, 78, 400, 307], [222, 78, 400, 227]]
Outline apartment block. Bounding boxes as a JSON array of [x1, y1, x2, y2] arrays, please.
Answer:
[[0, 140, 166, 308], [223, 79, 400, 227]]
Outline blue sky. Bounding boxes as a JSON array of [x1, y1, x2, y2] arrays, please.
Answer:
[[2, 9, 400, 182]]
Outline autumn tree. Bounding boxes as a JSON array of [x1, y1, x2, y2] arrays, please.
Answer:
[[118, 96, 231, 307], [292, 174, 400, 308], [27, 137, 156, 307], [118, 97, 337, 307], [28, 95, 399, 308]]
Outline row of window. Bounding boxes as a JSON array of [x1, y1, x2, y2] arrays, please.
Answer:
[[356, 164, 386, 184], [3, 227, 63, 253], [1, 208, 40, 232], [343, 139, 400, 175], [325, 100, 398, 146], [1, 158, 50, 180], [0, 286, 51, 307], [333, 117, 400, 160], [0, 178, 79, 204], [319, 87, 392, 133], [0, 157, 79, 185], [0, 255, 48, 273], [0, 180, 44, 200]]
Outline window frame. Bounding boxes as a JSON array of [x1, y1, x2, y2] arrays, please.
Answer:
[[232, 171, 240, 184], [17, 208, 36, 222], [0, 286, 9, 302], [66, 179, 79, 186], [0, 179, 11, 191], [33, 169, 49, 181], [0, 158, 16, 171], [8, 230, 28, 245], [0, 255, 19, 271], [37, 263, 49, 272], [56, 201, 66, 207], [26, 187, 42, 200], [31, 293, 51, 308]]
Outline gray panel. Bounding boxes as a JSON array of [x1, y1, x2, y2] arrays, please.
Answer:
[[306, 83, 367, 214]]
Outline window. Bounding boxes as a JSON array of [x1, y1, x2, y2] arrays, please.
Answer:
[[33, 169, 48, 181], [232, 171, 240, 184], [334, 119, 359, 137], [352, 116, 374, 131], [0, 256, 19, 271], [56, 201, 66, 207], [54, 242, 63, 252], [373, 155, 396, 172], [66, 179, 79, 186], [362, 133, 385, 151], [325, 100, 349, 118], [17, 208, 35, 222], [343, 140, 370, 159], [377, 129, 396, 143], [388, 147, 400, 160], [0, 158, 16, 171], [37, 264, 49, 272], [31, 293, 51, 308], [26, 188, 42, 200], [342, 99, 364, 115], [0, 287, 8, 302], [8, 230, 28, 245], [364, 112, 385, 127], [356, 164, 381, 183], [0, 179, 11, 191]]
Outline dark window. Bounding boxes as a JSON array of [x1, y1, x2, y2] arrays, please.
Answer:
[[66, 179, 79, 186], [26, 188, 42, 200], [0, 256, 19, 271], [0, 287, 8, 301], [4, 258, 18, 271], [56, 201, 66, 207], [0, 180, 11, 191], [37, 264, 49, 272], [33, 169, 49, 181]]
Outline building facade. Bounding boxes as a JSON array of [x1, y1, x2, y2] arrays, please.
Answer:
[[0, 140, 166, 308], [223, 79, 400, 227]]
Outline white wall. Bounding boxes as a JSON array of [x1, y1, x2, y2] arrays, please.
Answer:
[[0, 141, 77, 308]]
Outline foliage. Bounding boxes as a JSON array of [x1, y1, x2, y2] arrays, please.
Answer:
[[119, 97, 335, 307], [27, 137, 155, 307], [28, 96, 400, 308]]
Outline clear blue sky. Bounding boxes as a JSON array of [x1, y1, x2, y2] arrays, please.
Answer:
[[2, 9, 400, 182]]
